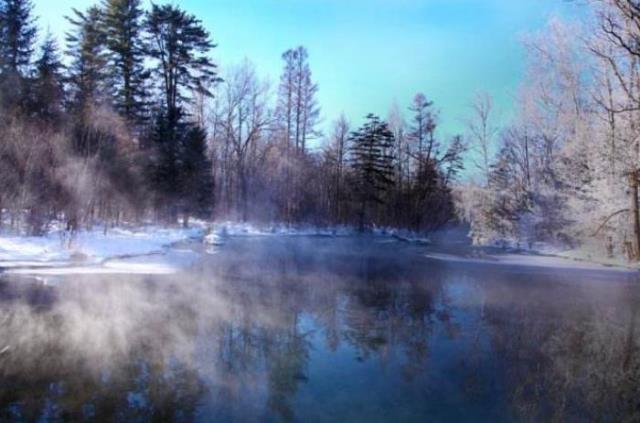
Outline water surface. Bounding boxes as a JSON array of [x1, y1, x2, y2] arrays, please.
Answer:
[[1, 237, 639, 422]]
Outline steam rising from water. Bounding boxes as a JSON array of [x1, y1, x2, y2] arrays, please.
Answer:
[[0, 237, 639, 421]]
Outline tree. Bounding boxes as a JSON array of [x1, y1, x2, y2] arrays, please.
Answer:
[[217, 60, 271, 221], [467, 92, 497, 183], [65, 6, 111, 112], [276, 46, 320, 156], [30, 31, 65, 123], [101, 0, 149, 125], [592, 0, 640, 259], [324, 115, 350, 223], [146, 4, 219, 115], [349, 114, 395, 230], [408, 93, 437, 170], [147, 107, 215, 224], [180, 125, 214, 223], [144, 4, 219, 224], [274, 46, 320, 222], [0, 0, 37, 113], [0, 0, 37, 76], [147, 108, 185, 220]]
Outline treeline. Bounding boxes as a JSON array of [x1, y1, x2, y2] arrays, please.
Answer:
[[208, 61, 465, 231], [458, 1, 640, 260], [0, 0, 463, 235]]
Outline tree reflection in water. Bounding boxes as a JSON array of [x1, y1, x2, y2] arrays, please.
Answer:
[[0, 237, 638, 422]]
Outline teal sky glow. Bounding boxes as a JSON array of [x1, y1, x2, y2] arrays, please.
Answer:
[[35, 0, 582, 141]]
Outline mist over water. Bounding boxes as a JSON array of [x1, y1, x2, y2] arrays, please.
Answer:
[[0, 237, 639, 422]]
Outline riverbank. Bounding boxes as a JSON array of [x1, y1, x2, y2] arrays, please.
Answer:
[[424, 242, 640, 273], [1, 222, 637, 276]]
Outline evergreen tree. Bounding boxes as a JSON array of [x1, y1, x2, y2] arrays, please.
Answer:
[[0, 0, 37, 113], [148, 108, 214, 223], [65, 6, 111, 113], [101, 0, 148, 125], [148, 108, 183, 219], [349, 114, 396, 230], [180, 125, 214, 221], [408, 93, 438, 166], [484, 145, 531, 240], [30, 32, 65, 122], [0, 0, 37, 76], [146, 4, 219, 114]]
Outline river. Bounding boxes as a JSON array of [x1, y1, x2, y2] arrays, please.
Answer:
[[0, 236, 638, 422]]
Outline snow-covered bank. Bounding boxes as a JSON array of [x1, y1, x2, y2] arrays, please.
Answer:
[[0, 225, 204, 274], [208, 222, 357, 238], [0, 221, 431, 276], [425, 250, 638, 273], [207, 221, 432, 244]]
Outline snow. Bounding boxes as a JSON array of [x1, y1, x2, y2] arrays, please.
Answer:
[[210, 221, 357, 238], [424, 251, 637, 273], [0, 225, 204, 275], [208, 221, 430, 243], [3, 220, 635, 277]]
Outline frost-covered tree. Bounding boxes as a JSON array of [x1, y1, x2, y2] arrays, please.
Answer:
[[467, 92, 497, 183]]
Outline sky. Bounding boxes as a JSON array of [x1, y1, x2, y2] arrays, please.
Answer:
[[34, 0, 583, 141]]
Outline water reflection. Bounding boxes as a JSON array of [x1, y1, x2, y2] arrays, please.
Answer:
[[0, 237, 638, 422]]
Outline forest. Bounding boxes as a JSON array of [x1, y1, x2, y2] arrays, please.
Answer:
[[2, 0, 640, 261], [0, 0, 464, 237], [459, 0, 640, 261]]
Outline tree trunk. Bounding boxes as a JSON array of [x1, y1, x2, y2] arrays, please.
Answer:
[[630, 171, 640, 260]]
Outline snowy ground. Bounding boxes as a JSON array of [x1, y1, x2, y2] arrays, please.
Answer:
[[0, 221, 437, 276], [1, 221, 637, 276], [424, 250, 638, 273], [0, 225, 205, 276], [209, 221, 432, 243]]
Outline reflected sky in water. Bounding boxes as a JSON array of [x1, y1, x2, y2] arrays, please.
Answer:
[[0, 237, 639, 422]]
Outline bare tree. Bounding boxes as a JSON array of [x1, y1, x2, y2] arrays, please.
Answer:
[[466, 92, 497, 183], [217, 60, 271, 221], [324, 115, 350, 223]]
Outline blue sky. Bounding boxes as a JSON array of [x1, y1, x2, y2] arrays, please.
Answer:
[[35, 0, 582, 139]]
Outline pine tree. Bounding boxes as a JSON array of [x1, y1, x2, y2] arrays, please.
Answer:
[[349, 114, 395, 230], [407, 94, 440, 230], [148, 108, 184, 219], [101, 0, 148, 125], [148, 108, 214, 223], [484, 145, 531, 240], [408, 93, 438, 167], [180, 125, 214, 222], [30, 32, 65, 122], [0, 0, 37, 113], [0, 0, 37, 76], [146, 4, 219, 115], [65, 6, 111, 113]]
